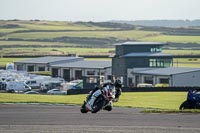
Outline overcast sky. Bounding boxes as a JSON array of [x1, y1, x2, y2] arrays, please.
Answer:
[[0, 0, 200, 21]]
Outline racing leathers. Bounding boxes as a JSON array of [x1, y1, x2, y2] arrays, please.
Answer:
[[85, 84, 115, 111]]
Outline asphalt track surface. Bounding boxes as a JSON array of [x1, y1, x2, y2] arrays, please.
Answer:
[[0, 104, 200, 133]]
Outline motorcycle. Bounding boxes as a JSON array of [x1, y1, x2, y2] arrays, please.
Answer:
[[179, 89, 200, 110], [80, 87, 115, 113]]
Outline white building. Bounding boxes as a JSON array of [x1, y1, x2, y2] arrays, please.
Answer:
[[14, 56, 83, 72], [127, 67, 200, 87], [50, 60, 112, 82]]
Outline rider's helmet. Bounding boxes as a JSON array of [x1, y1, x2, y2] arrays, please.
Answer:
[[103, 80, 114, 87], [103, 81, 115, 99], [114, 79, 122, 88]]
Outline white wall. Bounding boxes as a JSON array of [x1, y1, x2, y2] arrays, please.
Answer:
[[172, 71, 200, 86], [127, 68, 172, 86]]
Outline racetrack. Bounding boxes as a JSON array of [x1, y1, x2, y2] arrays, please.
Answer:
[[0, 104, 200, 133]]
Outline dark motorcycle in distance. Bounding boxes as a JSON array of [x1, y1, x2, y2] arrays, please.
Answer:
[[179, 89, 200, 110]]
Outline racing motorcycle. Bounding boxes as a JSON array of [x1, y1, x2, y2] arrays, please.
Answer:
[[179, 89, 200, 110], [80, 86, 115, 113]]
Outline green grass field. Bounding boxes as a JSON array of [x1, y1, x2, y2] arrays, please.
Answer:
[[0, 58, 29, 67], [1, 30, 160, 40], [163, 49, 200, 55], [1, 20, 200, 45], [0, 47, 113, 56], [0, 20, 109, 32], [140, 35, 200, 44], [0, 92, 187, 110]]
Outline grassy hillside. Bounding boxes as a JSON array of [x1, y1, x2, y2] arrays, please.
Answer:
[[140, 35, 200, 44], [0, 20, 200, 56], [1, 30, 160, 40]]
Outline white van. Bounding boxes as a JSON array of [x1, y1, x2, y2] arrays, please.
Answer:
[[62, 80, 83, 90], [40, 81, 62, 92], [6, 81, 31, 92], [25, 79, 41, 89]]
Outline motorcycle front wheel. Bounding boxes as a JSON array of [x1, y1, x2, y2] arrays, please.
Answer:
[[179, 100, 191, 110], [80, 101, 88, 113]]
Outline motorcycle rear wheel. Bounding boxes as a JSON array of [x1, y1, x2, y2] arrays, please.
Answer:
[[91, 95, 106, 113]]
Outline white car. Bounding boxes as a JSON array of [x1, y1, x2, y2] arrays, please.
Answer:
[[24, 90, 39, 94], [47, 89, 67, 95]]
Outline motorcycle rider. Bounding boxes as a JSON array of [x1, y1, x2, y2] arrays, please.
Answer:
[[113, 79, 122, 102], [85, 79, 122, 111]]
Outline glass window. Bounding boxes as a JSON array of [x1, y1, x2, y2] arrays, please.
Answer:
[[86, 77, 97, 83], [149, 58, 172, 68], [38, 66, 45, 71], [87, 71, 95, 75], [150, 47, 162, 52], [144, 76, 153, 84], [27, 65, 34, 72], [31, 81, 37, 84], [17, 65, 23, 71], [159, 78, 169, 84]]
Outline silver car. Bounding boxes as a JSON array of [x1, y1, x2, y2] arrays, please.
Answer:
[[47, 89, 67, 95]]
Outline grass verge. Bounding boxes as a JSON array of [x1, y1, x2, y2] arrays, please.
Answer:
[[0, 92, 200, 113], [142, 109, 200, 113]]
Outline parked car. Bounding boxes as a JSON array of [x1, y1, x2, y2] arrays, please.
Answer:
[[179, 89, 200, 110], [137, 83, 153, 87], [47, 89, 67, 95], [25, 79, 42, 89], [155, 83, 169, 87], [24, 90, 39, 94]]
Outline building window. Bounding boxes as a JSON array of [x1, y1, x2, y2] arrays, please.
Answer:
[[52, 68, 59, 77], [144, 76, 153, 84], [107, 75, 112, 80], [159, 78, 169, 84], [87, 71, 95, 75], [150, 47, 162, 52], [98, 72, 105, 76], [38, 66, 45, 71], [17, 65, 23, 71], [86, 77, 98, 83], [27, 65, 34, 72], [149, 58, 172, 68], [128, 78, 134, 87], [75, 70, 82, 79]]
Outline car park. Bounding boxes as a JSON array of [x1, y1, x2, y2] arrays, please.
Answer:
[[47, 89, 67, 95]]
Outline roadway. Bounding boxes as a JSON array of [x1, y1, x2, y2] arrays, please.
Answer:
[[0, 104, 200, 133]]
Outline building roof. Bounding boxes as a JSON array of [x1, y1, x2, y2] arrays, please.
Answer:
[[14, 56, 83, 64], [121, 52, 172, 58], [132, 67, 200, 76], [51, 60, 112, 69], [114, 41, 167, 46]]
